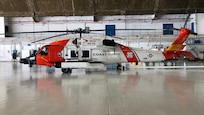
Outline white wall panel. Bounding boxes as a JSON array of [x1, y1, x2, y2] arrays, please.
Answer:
[[196, 13, 204, 35], [0, 17, 5, 38], [8, 14, 192, 37]]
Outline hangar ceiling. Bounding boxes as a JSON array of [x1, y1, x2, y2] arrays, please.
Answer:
[[0, 0, 204, 16]]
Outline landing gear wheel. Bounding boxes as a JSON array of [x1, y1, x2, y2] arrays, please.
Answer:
[[68, 68, 72, 73], [164, 61, 172, 66], [164, 60, 175, 66], [145, 62, 155, 66], [117, 64, 121, 70], [61, 68, 72, 73], [62, 68, 68, 73]]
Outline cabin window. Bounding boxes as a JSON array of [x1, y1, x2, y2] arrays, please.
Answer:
[[103, 39, 115, 46], [82, 50, 89, 57], [71, 50, 77, 57]]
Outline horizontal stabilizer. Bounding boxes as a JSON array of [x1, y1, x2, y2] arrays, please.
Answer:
[[163, 50, 195, 60]]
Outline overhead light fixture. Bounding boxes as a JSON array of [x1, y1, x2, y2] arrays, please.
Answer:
[[152, 13, 158, 20]]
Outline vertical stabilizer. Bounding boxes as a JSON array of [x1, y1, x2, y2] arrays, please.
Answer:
[[165, 28, 191, 51]]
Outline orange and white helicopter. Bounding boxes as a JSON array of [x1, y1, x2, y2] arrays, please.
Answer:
[[34, 28, 196, 73]]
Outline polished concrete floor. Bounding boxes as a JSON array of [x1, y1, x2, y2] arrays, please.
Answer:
[[0, 62, 204, 115]]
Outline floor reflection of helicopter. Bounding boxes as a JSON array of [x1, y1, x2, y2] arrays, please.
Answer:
[[165, 75, 194, 108], [20, 75, 64, 104]]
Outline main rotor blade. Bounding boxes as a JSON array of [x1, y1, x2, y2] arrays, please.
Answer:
[[0, 28, 160, 35], [12, 30, 75, 34], [31, 33, 68, 43], [90, 29, 158, 31], [173, 28, 180, 31], [108, 36, 126, 40], [0, 31, 70, 36], [116, 29, 158, 31]]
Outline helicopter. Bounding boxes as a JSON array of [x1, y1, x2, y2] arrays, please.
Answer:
[[33, 27, 195, 73]]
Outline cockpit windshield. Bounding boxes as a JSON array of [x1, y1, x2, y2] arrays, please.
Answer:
[[39, 47, 48, 56]]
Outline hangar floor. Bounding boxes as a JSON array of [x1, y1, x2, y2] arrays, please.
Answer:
[[0, 61, 204, 115]]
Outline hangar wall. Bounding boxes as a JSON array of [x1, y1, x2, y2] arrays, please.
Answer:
[[7, 14, 191, 37], [0, 17, 5, 38], [196, 13, 204, 35]]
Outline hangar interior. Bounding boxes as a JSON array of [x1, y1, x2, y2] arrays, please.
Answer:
[[1, 0, 204, 115], [0, 0, 204, 62], [1, 14, 204, 62]]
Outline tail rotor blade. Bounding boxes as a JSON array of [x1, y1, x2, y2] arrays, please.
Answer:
[[183, 14, 191, 28], [173, 28, 180, 31], [191, 32, 197, 35]]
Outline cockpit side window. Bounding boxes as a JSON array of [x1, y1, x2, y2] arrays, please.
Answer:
[[39, 47, 48, 56]]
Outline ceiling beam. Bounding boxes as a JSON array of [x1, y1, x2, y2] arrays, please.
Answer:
[[154, 0, 160, 13], [1, 0, 204, 16], [26, 0, 36, 16]]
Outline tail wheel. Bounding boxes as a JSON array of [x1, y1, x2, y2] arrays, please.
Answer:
[[164, 60, 176, 66]]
